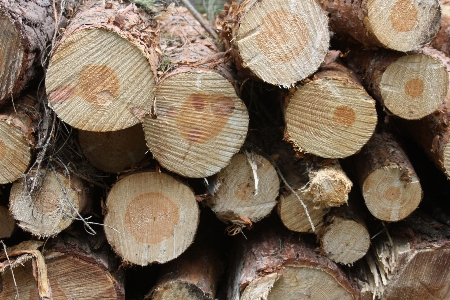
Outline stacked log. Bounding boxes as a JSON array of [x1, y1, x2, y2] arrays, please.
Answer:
[[0, 204, 15, 239], [432, 0, 450, 56]]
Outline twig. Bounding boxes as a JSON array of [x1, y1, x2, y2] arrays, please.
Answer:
[[179, 0, 219, 39], [1, 241, 20, 300]]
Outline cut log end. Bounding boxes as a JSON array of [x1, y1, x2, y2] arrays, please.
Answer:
[[46, 28, 155, 131], [144, 70, 248, 178], [104, 172, 199, 266], [78, 124, 148, 173], [286, 78, 377, 158], [235, 0, 329, 87], [366, 0, 441, 51], [0, 121, 31, 184], [206, 153, 279, 225], [444, 142, 450, 176], [380, 54, 448, 119], [0, 14, 23, 101], [321, 218, 370, 265], [362, 166, 422, 221], [0, 205, 15, 238], [264, 267, 355, 300], [9, 171, 89, 238], [151, 282, 211, 300]]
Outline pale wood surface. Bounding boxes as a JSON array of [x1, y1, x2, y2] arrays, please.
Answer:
[[103, 172, 199, 266]]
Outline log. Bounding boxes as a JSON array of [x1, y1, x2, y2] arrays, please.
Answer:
[[9, 168, 92, 238], [45, 0, 159, 132], [284, 56, 377, 158], [272, 141, 352, 233], [356, 211, 450, 299], [354, 132, 422, 222], [146, 243, 223, 300], [220, 0, 330, 87], [347, 47, 449, 120], [318, 199, 370, 265], [204, 152, 279, 230], [143, 6, 248, 178], [0, 204, 15, 239], [432, 0, 450, 56], [0, 235, 125, 299], [318, 0, 441, 52], [227, 226, 360, 300], [0, 91, 38, 184], [78, 123, 148, 173], [103, 171, 199, 266], [0, 0, 78, 103]]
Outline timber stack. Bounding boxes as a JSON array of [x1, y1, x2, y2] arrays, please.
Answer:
[[0, 0, 450, 299]]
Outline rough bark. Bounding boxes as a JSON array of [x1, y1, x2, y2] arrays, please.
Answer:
[[354, 132, 422, 221], [46, 0, 159, 132], [272, 141, 352, 233], [9, 167, 92, 238], [146, 243, 223, 300], [0, 0, 78, 103], [143, 6, 248, 178], [0, 91, 38, 184], [432, 0, 450, 56], [78, 123, 148, 173], [347, 47, 449, 120], [204, 152, 279, 231], [227, 226, 361, 300], [355, 211, 450, 299], [103, 171, 200, 266], [284, 55, 377, 158], [219, 0, 330, 87], [0, 234, 125, 299], [318, 199, 370, 265], [0, 204, 15, 239], [318, 0, 441, 52]]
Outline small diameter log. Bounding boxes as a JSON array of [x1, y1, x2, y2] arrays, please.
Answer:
[[204, 152, 279, 230], [220, 0, 329, 87], [78, 123, 148, 173], [355, 132, 422, 222], [0, 236, 125, 299], [0, 0, 78, 103], [143, 7, 248, 178], [46, 0, 158, 131], [146, 244, 222, 300], [273, 141, 352, 233], [0, 204, 15, 238], [432, 1, 450, 56], [357, 211, 450, 299], [285, 57, 377, 158], [318, 0, 441, 52], [9, 168, 92, 237], [104, 171, 199, 266], [348, 47, 449, 120], [0, 92, 37, 184], [318, 201, 370, 265], [227, 227, 360, 300]]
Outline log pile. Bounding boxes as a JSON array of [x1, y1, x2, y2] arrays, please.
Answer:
[[1, 0, 450, 299]]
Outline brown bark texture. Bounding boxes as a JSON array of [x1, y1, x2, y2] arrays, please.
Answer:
[[0, 0, 78, 103], [432, 0, 450, 56], [0, 204, 15, 239]]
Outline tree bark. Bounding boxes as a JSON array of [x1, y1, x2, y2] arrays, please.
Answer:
[[355, 211, 450, 299], [318, 0, 441, 52], [219, 0, 330, 87], [272, 141, 352, 233], [0, 0, 78, 103], [227, 226, 361, 300], [0, 91, 38, 184], [432, 0, 450, 56], [103, 171, 200, 266], [0, 234, 125, 300], [78, 123, 148, 173], [284, 55, 377, 158], [143, 6, 248, 179], [347, 47, 449, 120], [9, 167, 92, 238], [204, 152, 279, 231], [46, 0, 159, 132], [0, 204, 15, 239]]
